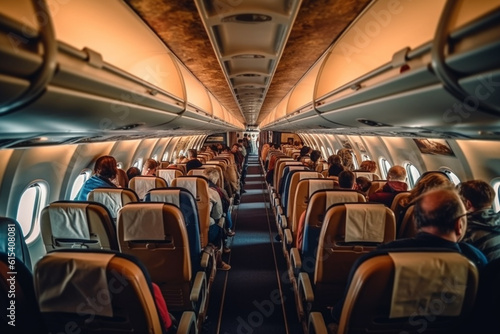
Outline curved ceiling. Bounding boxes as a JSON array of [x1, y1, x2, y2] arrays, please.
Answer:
[[126, 0, 372, 128]]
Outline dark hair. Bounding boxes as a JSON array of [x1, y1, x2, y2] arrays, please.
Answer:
[[356, 176, 372, 193], [94, 156, 117, 180], [310, 150, 321, 163], [339, 170, 355, 188], [126, 167, 141, 180], [299, 146, 310, 156], [457, 180, 495, 210], [328, 163, 344, 177], [414, 188, 463, 234]]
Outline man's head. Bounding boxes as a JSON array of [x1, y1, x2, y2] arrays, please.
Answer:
[[202, 167, 219, 184], [141, 158, 158, 176], [339, 170, 355, 189], [457, 180, 496, 212], [387, 165, 406, 182], [187, 149, 197, 159], [414, 188, 467, 241]]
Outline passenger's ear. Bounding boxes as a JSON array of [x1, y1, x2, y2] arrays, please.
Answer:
[[454, 215, 467, 241], [464, 199, 473, 211]]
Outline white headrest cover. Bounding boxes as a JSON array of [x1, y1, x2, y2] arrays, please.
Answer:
[[308, 179, 335, 195], [388, 252, 468, 318], [325, 192, 360, 210], [38, 252, 114, 316], [121, 203, 165, 241], [49, 203, 90, 239], [150, 189, 181, 208], [175, 178, 198, 199], [134, 177, 157, 200], [90, 190, 122, 219], [344, 204, 386, 242]]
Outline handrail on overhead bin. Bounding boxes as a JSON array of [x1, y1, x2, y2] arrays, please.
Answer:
[[431, 0, 500, 116], [0, 0, 57, 115]]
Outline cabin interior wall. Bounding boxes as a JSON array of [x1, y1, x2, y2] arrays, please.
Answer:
[[457, 140, 500, 183], [111, 139, 145, 169], [381, 137, 426, 171]]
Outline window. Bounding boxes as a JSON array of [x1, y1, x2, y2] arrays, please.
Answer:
[[405, 163, 421, 189], [326, 147, 332, 156], [116, 161, 123, 169], [439, 167, 461, 185], [492, 178, 500, 212], [70, 169, 92, 200], [380, 158, 392, 179], [133, 158, 143, 169], [362, 154, 370, 161], [162, 151, 169, 161], [16, 181, 48, 244], [351, 152, 359, 170], [152, 154, 158, 161]]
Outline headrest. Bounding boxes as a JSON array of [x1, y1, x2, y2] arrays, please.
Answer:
[[120, 203, 165, 241], [388, 252, 469, 318], [299, 172, 320, 180], [48, 203, 90, 239], [157, 169, 176, 185], [354, 172, 374, 180], [149, 189, 181, 207], [308, 179, 334, 195], [174, 178, 198, 199], [133, 177, 157, 200], [325, 192, 360, 209], [89, 190, 123, 219], [344, 204, 386, 242], [37, 252, 115, 316]]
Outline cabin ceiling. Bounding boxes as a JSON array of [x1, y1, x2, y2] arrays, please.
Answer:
[[126, 0, 372, 128]]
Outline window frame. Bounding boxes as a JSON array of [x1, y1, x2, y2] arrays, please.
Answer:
[[70, 168, 92, 200], [405, 162, 421, 189], [379, 157, 392, 179], [439, 167, 461, 185], [16, 180, 49, 244]]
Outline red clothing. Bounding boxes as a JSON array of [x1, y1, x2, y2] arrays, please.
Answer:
[[152, 282, 173, 330], [368, 181, 408, 207]]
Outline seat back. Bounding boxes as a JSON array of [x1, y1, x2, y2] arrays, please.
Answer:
[[313, 203, 395, 305], [188, 165, 224, 189], [0, 217, 32, 270], [128, 176, 167, 200], [337, 250, 478, 334], [87, 188, 139, 220], [353, 171, 380, 180], [397, 204, 417, 238], [367, 180, 387, 197], [40, 201, 118, 251], [279, 164, 308, 197], [145, 187, 202, 272], [1, 252, 46, 333], [171, 176, 211, 248], [285, 171, 323, 222], [291, 179, 339, 235], [117, 203, 195, 312], [157, 168, 183, 186], [275, 159, 302, 191], [34, 250, 164, 334], [390, 191, 411, 220]]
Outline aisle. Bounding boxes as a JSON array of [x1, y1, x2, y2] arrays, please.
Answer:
[[204, 153, 302, 333]]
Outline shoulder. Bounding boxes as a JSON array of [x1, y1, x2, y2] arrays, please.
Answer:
[[458, 242, 489, 269]]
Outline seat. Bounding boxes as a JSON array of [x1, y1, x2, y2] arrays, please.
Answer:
[[33, 249, 171, 334], [390, 191, 411, 221], [188, 165, 224, 189], [397, 204, 417, 238], [470, 257, 500, 333], [157, 168, 184, 186], [128, 176, 167, 200], [367, 180, 387, 198], [335, 250, 478, 333], [353, 171, 380, 180], [0, 217, 32, 270], [144, 187, 216, 284], [116, 203, 208, 331], [296, 202, 395, 323], [285, 171, 323, 229], [87, 187, 139, 221], [40, 201, 118, 251], [1, 252, 47, 333], [171, 176, 211, 248]]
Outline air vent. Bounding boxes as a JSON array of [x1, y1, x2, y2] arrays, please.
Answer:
[[222, 14, 272, 23], [357, 119, 391, 127], [232, 54, 265, 59], [236, 73, 261, 77], [113, 123, 144, 130]]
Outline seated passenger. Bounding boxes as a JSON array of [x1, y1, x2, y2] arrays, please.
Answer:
[[112, 168, 129, 188], [338, 170, 356, 189], [329, 188, 488, 327], [458, 180, 500, 261], [355, 176, 372, 198], [368, 165, 408, 206], [185, 148, 203, 173], [126, 166, 141, 181], [204, 168, 231, 271], [75, 155, 117, 201], [356, 160, 378, 174], [141, 158, 158, 176], [328, 162, 344, 177]]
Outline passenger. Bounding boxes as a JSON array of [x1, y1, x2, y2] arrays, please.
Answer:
[[126, 166, 141, 181], [203, 167, 235, 240], [355, 176, 372, 198], [368, 165, 408, 207], [75, 155, 117, 201], [337, 148, 355, 171], [296, 146, 311, 163], [327, 154, 342, 166], [338, 170, 355, 189], [112, 168, 129, 188], [458, 180, 500, 261], [151, 282, 176, 332], [185, 148, 203, 173], [328, 162, 344, 177], [329, 188, 488, 330], [356, 160, 377, 173], [141, 158, 158, 176], [307, 149, 322, 171], [203, 168, 231, 271]]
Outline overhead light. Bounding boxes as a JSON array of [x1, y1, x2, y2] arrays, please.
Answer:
[[221, 14, 272, 23]]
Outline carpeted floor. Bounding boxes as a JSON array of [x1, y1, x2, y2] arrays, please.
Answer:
[[203, 153, 303, 334]]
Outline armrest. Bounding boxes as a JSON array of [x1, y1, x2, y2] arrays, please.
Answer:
[[177, 311, 197, 334], [190, 271, 208, 314], [290, 247, 302, 270], [284, 228, 293, 246], [308, 312, 328, 334], [298, 272, 315, 303], [201, 244, 215, 268], [279, 214, 287, 228]]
